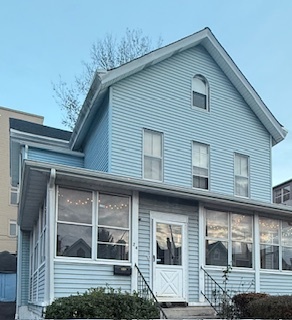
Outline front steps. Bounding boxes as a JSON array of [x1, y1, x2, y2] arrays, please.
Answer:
[[162, 305, 217, 319]]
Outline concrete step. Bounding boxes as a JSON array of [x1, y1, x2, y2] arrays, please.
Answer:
[[162, 306, 217, 319]]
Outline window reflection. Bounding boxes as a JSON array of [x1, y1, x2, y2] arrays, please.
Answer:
[[97, 194, 130, 261], [206, 240, 228, 266], [58, 188, 92, 224], [57, 224, 92, 258], [156, 223, 182, 265]]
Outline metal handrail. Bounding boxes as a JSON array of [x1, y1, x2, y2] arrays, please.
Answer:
[[201, 267, 233, 316], [135, 263, 168, 319]]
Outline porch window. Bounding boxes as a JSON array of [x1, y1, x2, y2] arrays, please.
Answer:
[[97, 194, 130, 260], [143, 129, 163, 181], [205, 210, 253, 268], [56, 188, 131, 261], [57, 188, 93, 258], [260, 217, 292, 270]]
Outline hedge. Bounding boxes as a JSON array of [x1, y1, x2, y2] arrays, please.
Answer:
[[44, 287, 160, 319]]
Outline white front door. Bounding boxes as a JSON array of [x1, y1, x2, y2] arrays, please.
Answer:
[[152, 212, 187, 302]]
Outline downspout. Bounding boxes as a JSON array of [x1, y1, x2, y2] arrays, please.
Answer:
[[46, 168, 56, 306], [15, 225, 22, 319]]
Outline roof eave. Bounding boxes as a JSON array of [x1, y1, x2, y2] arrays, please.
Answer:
[[19, 161, 292, 230]]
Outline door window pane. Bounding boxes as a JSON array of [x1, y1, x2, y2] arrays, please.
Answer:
[[156, 223, 182, 265]]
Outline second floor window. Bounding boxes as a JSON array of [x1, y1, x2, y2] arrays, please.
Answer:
[[143, 129, 163, 181], [192, 142, 209, 189], [234, 153, 249, 197], [274, 185, 291, 204]]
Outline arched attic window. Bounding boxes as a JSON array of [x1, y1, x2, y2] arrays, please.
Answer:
[[192, 75, 209, 111]]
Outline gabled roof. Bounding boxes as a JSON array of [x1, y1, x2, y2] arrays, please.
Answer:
[[70, 27, 287, 150]]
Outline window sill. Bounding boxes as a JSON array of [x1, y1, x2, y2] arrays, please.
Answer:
[[54, 256, 131, 266]]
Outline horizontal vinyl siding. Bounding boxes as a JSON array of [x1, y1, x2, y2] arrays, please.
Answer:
[[260, 272, 292, 294], [28, 147, 84, 167], [54, 261, 131, 298], [21, 232, 30, 305], [84, 104, 109, 172], [204, 268, 255, 296], [138, 193, 199, 302], [38, 263, 45, 301], [111, 45, 271, 202]]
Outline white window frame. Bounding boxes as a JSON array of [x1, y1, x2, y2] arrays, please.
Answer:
[[143, 129, 163, 182], [234, 153, 249, 198], [10, 186, 19, 206], [9, 220, 17, 237], [192, 141, 209, 190], [205, 209, 254, 269], [274, 185, 291, 204], [192, 74, 210, 111], [55, 187, 131, 264]]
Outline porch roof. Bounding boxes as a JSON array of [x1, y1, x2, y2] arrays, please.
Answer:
[[19, 160, 292, 230]]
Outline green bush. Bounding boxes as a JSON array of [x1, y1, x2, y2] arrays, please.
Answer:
[[247, 295, 292, 319], [44, 287, 160, 319], [232, 292, 269, 318]]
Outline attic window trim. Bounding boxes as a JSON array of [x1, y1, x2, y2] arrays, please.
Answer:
[[192, 74, 210, 112]]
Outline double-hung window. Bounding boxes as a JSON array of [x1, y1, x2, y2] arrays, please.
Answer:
[[143, 129, 163, 181], [192, 75, 209, 111], [56, 187, 130, 261], [259, 217, 292, 270], [234, 153, 249, 197], [205, 209, 253, 268], [192, 142, 209, 189], [97, 194, 130, 260]]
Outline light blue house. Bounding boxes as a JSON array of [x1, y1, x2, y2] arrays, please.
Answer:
[[11, 28, 292, 319]]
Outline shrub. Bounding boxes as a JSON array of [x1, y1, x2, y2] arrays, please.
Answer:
[[247, 295, 292, 319], [232, 292, 269, 318], [44, 287, 160, 319]]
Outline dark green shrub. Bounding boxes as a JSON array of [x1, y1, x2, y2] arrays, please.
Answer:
[[232, 292, 269, 318], [44, 287, 160, 319], [247, 295, 292, 319]]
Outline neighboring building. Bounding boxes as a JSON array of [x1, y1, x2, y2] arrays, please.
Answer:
[[11, 28, 292, 319], [0, 107, 43, 254], [273, 179, 292, 205]]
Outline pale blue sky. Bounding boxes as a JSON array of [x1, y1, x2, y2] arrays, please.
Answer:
[[1, 0, 292, 186]]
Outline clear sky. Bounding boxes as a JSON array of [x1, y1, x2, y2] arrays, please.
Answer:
[[1, 0, 292, 186]]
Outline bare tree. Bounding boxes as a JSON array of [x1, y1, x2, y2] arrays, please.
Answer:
[[53, 28, 163, 129]]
